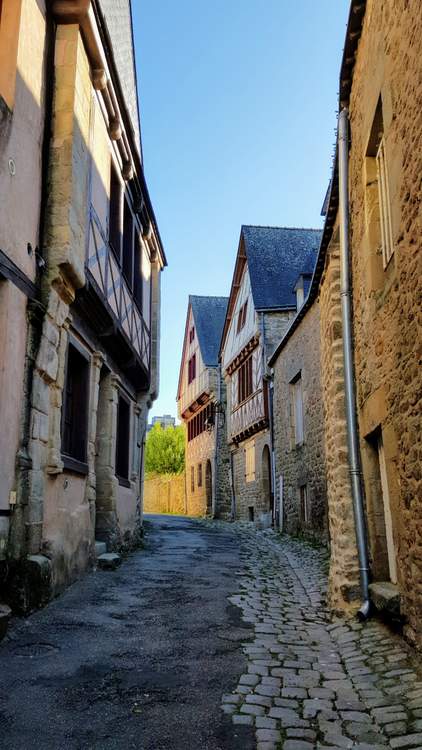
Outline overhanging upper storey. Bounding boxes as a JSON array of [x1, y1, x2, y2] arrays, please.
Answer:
[[177, 296, 228, 419], [51, 0, 166, 392]]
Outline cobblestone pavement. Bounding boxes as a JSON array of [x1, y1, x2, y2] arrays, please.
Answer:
[[221, 528, 422, 750]]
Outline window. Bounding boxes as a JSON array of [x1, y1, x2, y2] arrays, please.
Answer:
[[245, 440, 255, 483], [187, 403, 214, 442], [189, 326, 195, 343], [238, 356, 253, 404], [122, 197, 134, 287], [197, 463, 202, 487], [376, 136, 394, 268], [62, 342, 90, 466], [365, 98, 394, 270], [0, 0, 23, 110], [109, 163, 122, 258], [191, 465, 195, 493], [299, 485, 309, 525], [133, 229, 143, 309], [116, 394, 130, 483], [290, 373, 304, 445], [188, 354, 196, 385], [237, 301, 248, 333]]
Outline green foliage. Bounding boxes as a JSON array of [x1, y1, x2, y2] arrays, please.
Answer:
[[145, 423, 185, 476]]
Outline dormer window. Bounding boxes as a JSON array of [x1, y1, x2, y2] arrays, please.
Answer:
[[189, 326, 195, 343], [188, 353, 196, 384], [237, 301, 248, 333]]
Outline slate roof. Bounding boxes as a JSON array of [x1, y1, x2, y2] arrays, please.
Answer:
[[190, 296, 229, 367], [99, 0, 141, 154], [241, 226, 322, 310]]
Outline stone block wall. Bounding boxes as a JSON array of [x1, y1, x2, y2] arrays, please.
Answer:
[[346, 0, 422, 647], [272, 301, 327, 542], [0, 0, 47, 559], [186, 427, 214, 517], [319, 234, 361, 612], [231, 428, 271, 525], [144, 474, 186, 515]]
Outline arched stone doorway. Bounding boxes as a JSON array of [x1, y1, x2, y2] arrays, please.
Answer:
[[261, 445, 272, 513], [205, 460, 213, 515]]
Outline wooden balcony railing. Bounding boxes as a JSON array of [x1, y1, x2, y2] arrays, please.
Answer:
[[86, 207, 150, 374], [179, 368, 211, 417], [230, 388, 267, 441]]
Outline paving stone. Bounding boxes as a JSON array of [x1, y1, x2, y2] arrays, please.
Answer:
[[239, 672, 260, 686], [255, 716, 277, 729], [232, 713, 253, 726], [286, 728, 317, 741], [240, 703, 265, 716], [255, 684, 280, 697], [256, 728, 281, 742], [390, 735, 422, 748], [222, 693, 241, 704], [245, 694, 273, 708], [283, 741, 314, 749]]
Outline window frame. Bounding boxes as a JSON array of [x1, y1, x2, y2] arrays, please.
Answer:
[[245, 440, 255, 483], [188, 353, 196, 385], [376, 135, 394, 269], [290, 372, 304, 446], [115, 392, 131, 487], [237, 301, 248, 334], [197, 463, 202, 487], [237, 355, 253, 405], [61, 338, 90, 474], [299, 484, 309, 525]]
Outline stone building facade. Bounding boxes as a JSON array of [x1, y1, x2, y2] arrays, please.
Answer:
[[220, 226, 321, 526], [177, 296, 230, 518], [313, 0, 422, 647], [0, 0, 165, 614], [269, 298, 327, 541]]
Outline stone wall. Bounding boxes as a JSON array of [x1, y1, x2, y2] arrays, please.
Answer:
[[144, 474, 186, 515], [231, 428, 271, 525], [0, 0, 47, 559], [272, 301, 327, 542], [186, 427, 214, 517], [346, 0, 422, 647], [319, 233, 362, 612]]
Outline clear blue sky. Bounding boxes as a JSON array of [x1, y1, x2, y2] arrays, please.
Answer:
[[131, 1, 350, 421]]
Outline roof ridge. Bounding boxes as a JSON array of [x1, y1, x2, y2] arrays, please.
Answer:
[[189, 294, 229, 301], [241, 224, 322, 232]]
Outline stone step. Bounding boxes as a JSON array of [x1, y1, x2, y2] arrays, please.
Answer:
[[97, 552, 121, 570], [95, 541, 107, 557]]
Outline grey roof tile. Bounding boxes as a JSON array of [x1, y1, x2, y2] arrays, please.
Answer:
[[99, 0, 141, 153], [241, 226, 322, 310], [190, 296, 229, 367]]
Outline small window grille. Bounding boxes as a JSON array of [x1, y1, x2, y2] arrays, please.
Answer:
[[376, 136, 394, 268], [197, 463, 202, 487], [191, 465, 195, 493]]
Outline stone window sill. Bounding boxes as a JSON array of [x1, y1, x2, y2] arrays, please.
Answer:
[[61, 454, 89, 476], [117, 476, 131, 489]]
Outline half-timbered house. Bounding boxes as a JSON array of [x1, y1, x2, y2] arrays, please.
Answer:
[[0, 0, 166, 614], [177, 296, 230, 518], [220, 226, 321, 526]]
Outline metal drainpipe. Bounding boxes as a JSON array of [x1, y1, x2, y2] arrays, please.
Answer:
[[338, 108, 371, 620], [212, 366, 221, 518], [260, 313, 276, 526]]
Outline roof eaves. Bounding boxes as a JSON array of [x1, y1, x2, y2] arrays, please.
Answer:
[[305, 0, 366, 302]]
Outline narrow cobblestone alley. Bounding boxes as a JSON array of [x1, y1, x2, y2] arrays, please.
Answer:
[[1, 517, 422, 750], [222, 530, 422, 750]]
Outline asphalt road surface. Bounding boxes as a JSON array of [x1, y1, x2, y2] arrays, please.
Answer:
[[0, 515, 255, 750]]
